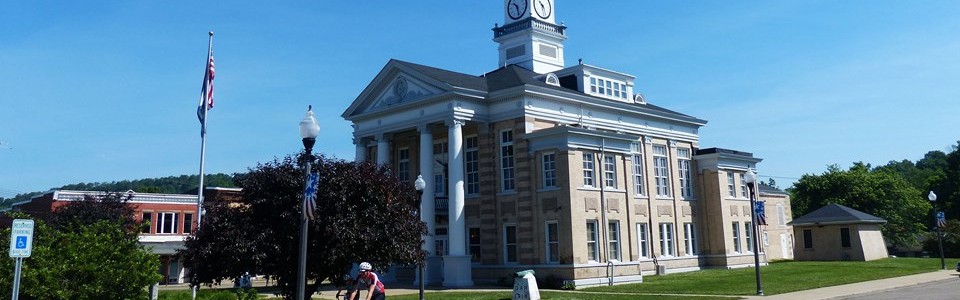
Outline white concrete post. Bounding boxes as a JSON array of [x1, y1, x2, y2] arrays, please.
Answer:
[[443, 118, 473, 287], [376, 134, 391, 165], [417, 124, 436, 285]]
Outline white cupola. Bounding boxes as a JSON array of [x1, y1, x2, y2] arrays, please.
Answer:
[[493, 0, 566, 74]]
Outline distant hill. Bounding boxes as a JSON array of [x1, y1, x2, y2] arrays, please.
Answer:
[[0, 173, 237, 209]]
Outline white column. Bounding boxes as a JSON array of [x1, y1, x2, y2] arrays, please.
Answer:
[[376, 134, 390, 165], [443, 118, 472, 287], [447, 119, 465, 255], [354, 137, 367, 162], [417, 124, 437, 285]]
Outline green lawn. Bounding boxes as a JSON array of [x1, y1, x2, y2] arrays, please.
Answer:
[[390, 291, 736, 300], [583, 257, 950, 296], [159, 258, 949, 299]]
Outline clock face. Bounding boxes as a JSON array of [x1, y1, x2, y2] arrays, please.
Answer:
[[533, 0, 552, 19], [507, 0, 527, 20]]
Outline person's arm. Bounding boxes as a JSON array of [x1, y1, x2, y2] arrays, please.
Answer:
[[347, 281, 360, 300], [365, 282, 376, 300]]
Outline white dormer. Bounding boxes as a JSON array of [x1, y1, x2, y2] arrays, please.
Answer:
[[554, 63, 636, 103]]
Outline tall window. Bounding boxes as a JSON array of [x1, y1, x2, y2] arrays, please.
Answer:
[[727, 173, 736, 197], [500, 130, 515, 191], [683, 222, 697, 255], [504, 225, 517, 263], [632, 154, 645, 196], [677, 148, 693, 199], [183, 213, 193, 234], [740, 173, 748, 198], [465, 136, 479, 195], [546, 222, 560, 263], [637, 223, 649, 258], [435, 227, 448, 256], [435, 141, 448, 197], [732, 222, 741, 253], [603, 155, 617, 188], [434, 174, 445, 196], [745, 221, 754, 252], [840, 228, 851, 248], [659, 223, 675, 256], [141, 212, 152, 234], [158, 212, 178, 234], [397, 148, 410, 182], [777, 204, 786, 226], [542, 152, 557, 188], [803, 229, 813, 249], [583, 153, 596, 187], [469, 227, 482, 261], [653, 145, 671, 197], [586, 221, 599, 261], [608, 221, 621, 261]]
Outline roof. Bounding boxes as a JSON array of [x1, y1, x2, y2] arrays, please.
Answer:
[[390, 59, 705, 124], [758, 184, 788, 196], [391, 59, 488, 91], [788, 204, 887, 226]]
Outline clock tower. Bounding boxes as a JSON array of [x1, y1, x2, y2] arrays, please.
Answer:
[[494, 0, 566, 74]]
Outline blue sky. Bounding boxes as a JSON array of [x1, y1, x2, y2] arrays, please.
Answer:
[[1, 1, 958, 196]]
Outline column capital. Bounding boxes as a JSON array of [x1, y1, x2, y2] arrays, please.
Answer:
[[445, 118, 465, 127], [376, 132, 393, 141], [643, 136, 653, 144], [417, 122, 434, 133]]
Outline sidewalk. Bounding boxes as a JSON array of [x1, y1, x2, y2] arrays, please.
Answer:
[[741, 270, 958, 300], [309, 284, 511, 299]]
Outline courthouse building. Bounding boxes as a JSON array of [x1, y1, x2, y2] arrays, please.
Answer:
[[341, 1, 793, 288]]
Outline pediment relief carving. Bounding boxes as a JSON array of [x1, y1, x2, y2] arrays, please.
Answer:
[[368, 75, 439, 111]]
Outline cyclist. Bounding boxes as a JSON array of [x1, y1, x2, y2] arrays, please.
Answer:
[[348, 262, 386, 300]]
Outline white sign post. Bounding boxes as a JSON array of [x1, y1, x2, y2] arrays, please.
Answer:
[[9, 219, 35, 300]]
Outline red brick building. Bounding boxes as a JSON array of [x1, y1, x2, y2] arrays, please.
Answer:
[[2, 187, 240, 284]]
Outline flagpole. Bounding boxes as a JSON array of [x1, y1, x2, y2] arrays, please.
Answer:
[[196, 31, 213, 228], [193, 31, 214, 300]]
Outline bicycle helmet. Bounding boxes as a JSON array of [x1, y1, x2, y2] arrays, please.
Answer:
[[359, 262, 372, 271]]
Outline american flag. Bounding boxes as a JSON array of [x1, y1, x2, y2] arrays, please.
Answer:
[[755, 201, 767, 226], [197, 53, 215, 135], [936, 211, 946, 228], [303, 172, 319, 220]]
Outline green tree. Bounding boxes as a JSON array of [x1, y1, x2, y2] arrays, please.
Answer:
[[0, 194, 161, 299], [181, 154, 426, 299], [791, 163, 930, 247]]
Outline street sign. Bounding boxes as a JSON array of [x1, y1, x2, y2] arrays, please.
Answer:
[[9, 219, 34, 258]]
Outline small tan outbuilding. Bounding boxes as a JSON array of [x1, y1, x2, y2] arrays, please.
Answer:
[[788, 204, 888, 261]]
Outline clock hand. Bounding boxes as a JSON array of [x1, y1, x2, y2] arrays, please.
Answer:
[[512, 3, 519, 15]]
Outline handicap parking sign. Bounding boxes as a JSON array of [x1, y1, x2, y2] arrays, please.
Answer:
[[9, 219, 34, 258]]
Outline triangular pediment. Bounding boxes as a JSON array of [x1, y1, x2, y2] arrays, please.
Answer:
[[342, 60, 453, 119], [369, 74, 439, 110]]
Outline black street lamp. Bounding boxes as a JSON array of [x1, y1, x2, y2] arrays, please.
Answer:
[[743, 169, 764, 296], [929, 191, 945, 270], [297, 106, 320, 300], [413, 175, 426, 300]]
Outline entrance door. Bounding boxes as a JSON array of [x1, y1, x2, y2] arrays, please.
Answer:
[[780, 234, 791, 259]]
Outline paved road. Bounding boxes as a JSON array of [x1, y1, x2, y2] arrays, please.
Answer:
[[833, 279, 959, 300]]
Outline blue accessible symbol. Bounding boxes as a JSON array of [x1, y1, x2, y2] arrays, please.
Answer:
[[15, 236, 27, 249]]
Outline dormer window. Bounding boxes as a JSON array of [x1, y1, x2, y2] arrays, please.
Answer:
[[545, 73, 560, 86], [588, 76, 628, 100]]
